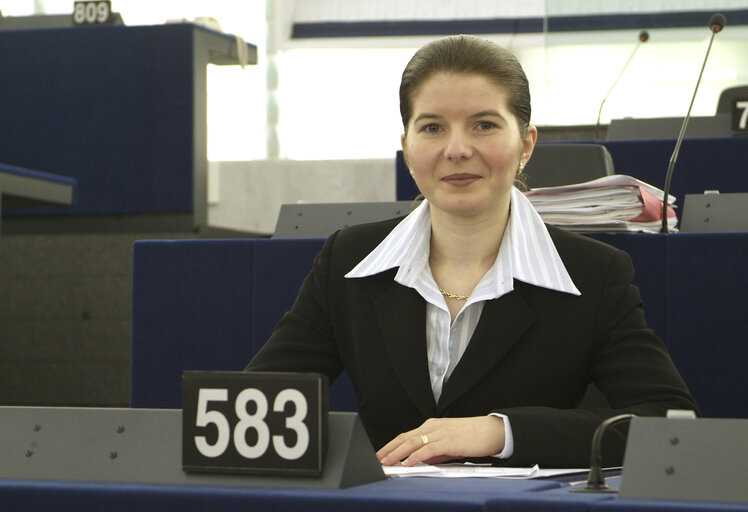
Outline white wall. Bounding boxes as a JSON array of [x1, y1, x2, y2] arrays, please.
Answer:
[[208, 159, 396, 235]]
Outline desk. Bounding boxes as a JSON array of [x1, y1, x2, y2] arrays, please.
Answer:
[[131, 232, 748, 419], [1, 475, 746, 512], [0, 24, 256, 232], [0, 163, 76, 233], [601, 137, 748, 203], [395, 137, 748, 214]]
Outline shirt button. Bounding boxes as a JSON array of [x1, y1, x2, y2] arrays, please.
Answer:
[[436, 367, 445, 377]]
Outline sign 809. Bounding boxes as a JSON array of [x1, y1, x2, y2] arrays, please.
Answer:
[[72, 1, 112, 25]]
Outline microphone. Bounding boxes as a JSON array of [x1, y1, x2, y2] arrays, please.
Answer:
[[595, 30, 649, 140], [661, 13, 726, 233], [569, 414, 635, 493]]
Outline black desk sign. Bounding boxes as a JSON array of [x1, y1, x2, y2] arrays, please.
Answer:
[[72, 1, 113, 25], [182, 371, 328, 477], [732, 98, 748, 134]]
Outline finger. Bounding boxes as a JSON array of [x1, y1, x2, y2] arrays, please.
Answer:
[[402, 436, 464, 467], [401, 442, 440, 466], [376, 434, 406, 462], [405, 450, 453, 467], [376, 433, 408, 463], [379, 433, 428, 465], [376, 425, 427, 462], [378, 432, 431, 466]]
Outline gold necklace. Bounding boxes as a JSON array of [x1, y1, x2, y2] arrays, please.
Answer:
[[439, 288, 470, 301]]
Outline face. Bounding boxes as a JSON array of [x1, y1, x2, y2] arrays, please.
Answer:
[[401, 72, 536, 221]]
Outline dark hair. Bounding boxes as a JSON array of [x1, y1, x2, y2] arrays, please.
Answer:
[[399, 35, 531, 137]]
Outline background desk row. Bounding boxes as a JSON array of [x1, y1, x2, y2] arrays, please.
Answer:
[[131, 231, 747, 419], [0, 163, 76, 232], [396, 137, 748, 202]]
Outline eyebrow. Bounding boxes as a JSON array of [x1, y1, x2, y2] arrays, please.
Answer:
[[412, 113, 441, 124], [471, 109, 505, 120], [412, 110, 506, 124]]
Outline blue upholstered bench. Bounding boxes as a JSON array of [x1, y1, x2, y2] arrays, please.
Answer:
[[131, 233, 747, 418]]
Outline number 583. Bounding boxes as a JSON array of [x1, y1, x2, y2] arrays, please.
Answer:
[[195, 387, 309, 460], [182, 371, 327, 475]]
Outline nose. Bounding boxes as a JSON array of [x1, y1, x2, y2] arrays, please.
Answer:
[[444, 130, 473, 160]]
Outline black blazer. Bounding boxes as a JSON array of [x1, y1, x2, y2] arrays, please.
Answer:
[[247, 218, 698, 467]]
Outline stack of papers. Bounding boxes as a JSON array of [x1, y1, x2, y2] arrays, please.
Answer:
[[524, 175, 677, 233]]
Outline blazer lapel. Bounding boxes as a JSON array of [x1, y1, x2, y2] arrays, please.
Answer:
[[374, 281, 437, 418], [437, 287, 535, 413]]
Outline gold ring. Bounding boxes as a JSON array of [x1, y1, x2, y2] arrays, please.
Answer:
[[420, 434, 429, 445]]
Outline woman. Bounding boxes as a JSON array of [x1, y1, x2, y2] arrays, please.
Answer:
[[247, 35, 698, 468]]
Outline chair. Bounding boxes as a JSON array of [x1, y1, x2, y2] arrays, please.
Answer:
[[523, 143, 615, 189], [273, 201, 414, 238]]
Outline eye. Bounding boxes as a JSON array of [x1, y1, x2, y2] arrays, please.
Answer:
[[476, 120, 497, 131], [421, 123, 441, 133]]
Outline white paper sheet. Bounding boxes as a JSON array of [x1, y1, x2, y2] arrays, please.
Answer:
[[383, 463, 540, 478], [383, 463, 622, 480]]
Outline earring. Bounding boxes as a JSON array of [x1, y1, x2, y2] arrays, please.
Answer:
[[409, 169, 414, 176], [517, 162, 525, 174]]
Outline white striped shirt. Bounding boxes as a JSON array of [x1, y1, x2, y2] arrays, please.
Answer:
[[345, 188, 580, 456]]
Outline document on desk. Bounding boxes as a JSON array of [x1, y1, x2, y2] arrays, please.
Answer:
[[524, 174, 678, 233], [383, 464, 608, 479], [383, 463, 540, 478]]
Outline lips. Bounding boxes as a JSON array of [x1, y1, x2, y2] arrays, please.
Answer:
[[442, 173, 481, 186]]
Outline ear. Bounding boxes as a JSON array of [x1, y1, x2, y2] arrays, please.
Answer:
[[400, 133, 410, 169], [521, 125, 538, 165]]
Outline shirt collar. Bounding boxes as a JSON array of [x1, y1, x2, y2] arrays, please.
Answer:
[[345, 188, 580, 297], [345, 199, 430, 284]]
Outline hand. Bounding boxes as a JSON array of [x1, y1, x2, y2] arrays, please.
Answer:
[[376, 416, 505, 467]]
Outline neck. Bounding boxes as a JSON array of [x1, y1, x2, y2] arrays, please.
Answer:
[[428, 203, 510, 268], [428, 204, 509, 319]]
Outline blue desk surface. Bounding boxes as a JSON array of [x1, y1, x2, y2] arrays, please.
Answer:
[[2, 475, 746, 512]]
